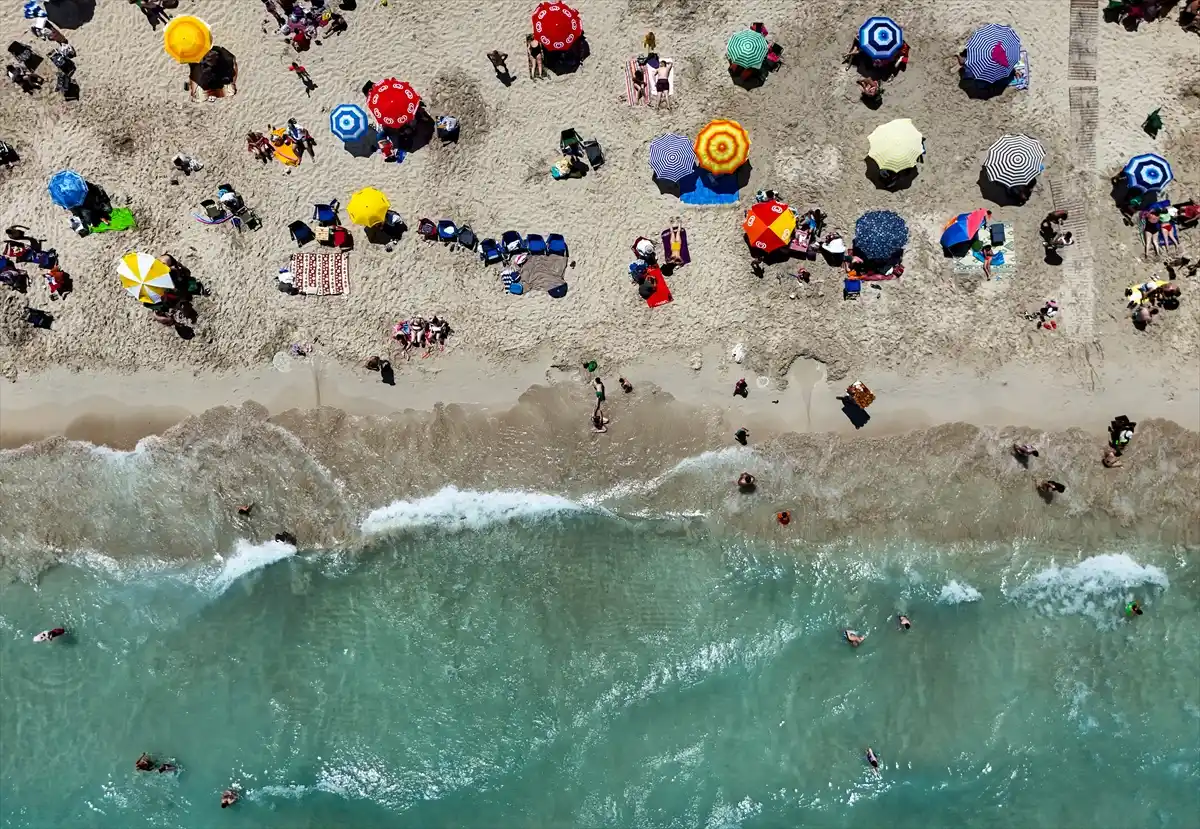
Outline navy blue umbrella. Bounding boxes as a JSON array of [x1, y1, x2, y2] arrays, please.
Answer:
[[48, 169, 88, 209], [854, 210, 909, 260], [648, 133, 697, 183], [858, 17, 903, 62]]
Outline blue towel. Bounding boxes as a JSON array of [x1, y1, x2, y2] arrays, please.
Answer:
[[679, 172, 740, 205]]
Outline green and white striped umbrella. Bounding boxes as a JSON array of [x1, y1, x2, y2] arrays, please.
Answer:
[[727, 30, 768, 69]]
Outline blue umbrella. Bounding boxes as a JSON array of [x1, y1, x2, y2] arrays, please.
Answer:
[[858, 17, 903, 62], [648, 133, 697, 183], [1122, 153, 1173, 192], [963, 24, 1022, 84], [329, 103, 369, 142], [854, 210, 909, 260], [47, 170, 88, 209]]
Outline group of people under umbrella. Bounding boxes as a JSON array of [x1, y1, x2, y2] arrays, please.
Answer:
[[328, 79, 458, 161], [726, 24, 782, 84]]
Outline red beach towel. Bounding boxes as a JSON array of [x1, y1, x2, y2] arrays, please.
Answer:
[[645, 268, 672, 307]]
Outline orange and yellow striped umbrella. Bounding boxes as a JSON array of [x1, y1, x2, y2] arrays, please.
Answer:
[[694, 119, 750, 175], [743, 200, 796, 253]]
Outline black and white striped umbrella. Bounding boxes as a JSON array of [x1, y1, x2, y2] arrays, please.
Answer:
[[983, 134, 1045, 188]]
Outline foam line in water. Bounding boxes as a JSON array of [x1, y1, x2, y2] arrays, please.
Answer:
[[204, 539, 297, 595], [1006, 554, 1169, 619], [361, 486, 586, 535], [938, 580, 983, 604]]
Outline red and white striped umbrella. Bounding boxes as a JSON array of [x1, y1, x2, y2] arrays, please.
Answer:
[[367, 79, 422, 129]]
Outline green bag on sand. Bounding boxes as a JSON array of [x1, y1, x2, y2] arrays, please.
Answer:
[[88, 207, 137, 234], [1143, 109, 1162, 138]]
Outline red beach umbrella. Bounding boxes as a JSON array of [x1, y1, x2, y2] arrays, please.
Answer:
[[531, 2, 582, 52], [367, 78, 422, 129]]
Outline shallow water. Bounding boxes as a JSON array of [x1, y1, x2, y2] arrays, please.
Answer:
[[2, 504, 1197, 828]]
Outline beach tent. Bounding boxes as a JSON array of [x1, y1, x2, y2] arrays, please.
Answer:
[[347, 187, 390, 227], [118, 252, 174, 304], [367, 79, 421, 129], [163, 16, 212, 64], [694, 119, 749, 175], [984, 134, 1045, 188], [330, 104, 369, 142], [867, 119, 924, 172], [963, 24, 1021, 84], [854, 210, 908, 260], [189, 46, 236, 91], [1123, 153, 1173, 192], [744, 200, 796, 253], [531, 2, 582, 51], [726, 30, 768, 69], [648, 133, 696, 182], [940, 209, 989, 248], [47, 169, 88, 209], [858, 17, 903, 62]]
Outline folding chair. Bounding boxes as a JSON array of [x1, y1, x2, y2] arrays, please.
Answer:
[[480, 237, 503, 265], [288, 220, 315, 247], [560, 128, 583, 156], [843, 278, 862, 300], [501, 230, 524, 256], [525, 233, 547, 255], [416, 218, 438, 242], [312, 199, 340, 226], [437, 220, 458, 244], [582, 139, 605, 170], [546, 233, 568, 256], [456, 225, 478, 251], [200, 199, 227, 221]]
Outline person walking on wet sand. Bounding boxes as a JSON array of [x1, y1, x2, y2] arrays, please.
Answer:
[[593, 376, 606, 403], [487, 50, 511, 82]]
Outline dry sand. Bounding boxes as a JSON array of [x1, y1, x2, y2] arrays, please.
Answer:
[[0, 0, 1198, 444]]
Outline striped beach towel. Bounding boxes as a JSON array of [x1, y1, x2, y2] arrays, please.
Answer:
[[290, 252, 350, 296], [624, 57, 644, 106]]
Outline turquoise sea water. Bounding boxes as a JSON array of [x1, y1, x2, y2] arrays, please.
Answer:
[[1, 499, 1198, 828]]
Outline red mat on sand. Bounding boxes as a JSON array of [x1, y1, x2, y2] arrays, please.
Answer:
[[645, 267, 672, 307]]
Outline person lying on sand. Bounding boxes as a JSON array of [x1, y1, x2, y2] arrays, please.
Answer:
[[591, 409, 609, 434], [1102, 447, 1123, 468]]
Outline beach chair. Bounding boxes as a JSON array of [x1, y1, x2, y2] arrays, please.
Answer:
[[317, 225, 351, 248], [437, 220, 458, 245], [312, 200, 340, 226], [525, 233, 547, 255], [501, 230, 524, 256], [288, 220, 315, 247], [200, 199, 227, 221], [843, 278, 862, 300], [765, 43, 783, 72], [480, 237, 503, 265], [560, 128, 583, 156], [582, 139, 605, 170], [416, 218, 438, 242], [547, 233, 568, 256], [456, 225, 478, 251]]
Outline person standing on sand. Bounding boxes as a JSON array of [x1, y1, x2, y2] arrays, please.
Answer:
[[593, 377, 606, 403]]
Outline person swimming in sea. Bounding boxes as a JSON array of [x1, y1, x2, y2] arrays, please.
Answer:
[[866, 747, 881, 775], [274, 531, 297, 545], [737, 472, 756, 493], [734, 427, 749, 445], [776, 510, 791, 526], [135, 753, 155, 771], [32, 627, 65, 643], [1125, 601, 1143, 617], [844, 630, 865, 647], [220, 789, 239, 808], [897, 614, 912, 630]]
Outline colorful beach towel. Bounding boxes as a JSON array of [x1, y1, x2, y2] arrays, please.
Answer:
[[661, 226, 691, 265], [290, 251, 350, 296], [88, 208, 137, 234], [624, 57, 645, 106]]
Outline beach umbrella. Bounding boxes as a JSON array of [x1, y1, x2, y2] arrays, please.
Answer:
[[854, 210, 908, 260], [858, 16, 903, 62], [940, 209, 990, 248], [532, 2, 582, 52], [347, 187, 390, 227], [963, 24, 1021, 84], [744, 200, 796, 253], [983, 134, 1046, 188], [648, 133, 697, 182], [867, 119, 924, 172], [1123, 153, 1173, 192], [329, 104, 369, 142], [117, 252, 175, 304], [694, 119, 750, 175], [726, 30, 768, 69], [162, 15, 212, 64], [367, 79, 421, 130], [47, 169, 88, 209]]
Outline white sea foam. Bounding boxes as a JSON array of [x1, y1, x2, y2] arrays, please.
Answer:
[[360, 486, 586, 535], [579, 446, 752, 506], [1006, 554, 1168, 620], [938, 580, 983, 605], [203, 539, 296, 595]]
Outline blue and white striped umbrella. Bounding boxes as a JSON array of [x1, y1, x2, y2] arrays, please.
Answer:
[[963, 24, 1022, 84], [329, 103, 369, 142], [858, 17, 903, 62], [1123, 153, 1173, 192], [648, 133, 697, 183]]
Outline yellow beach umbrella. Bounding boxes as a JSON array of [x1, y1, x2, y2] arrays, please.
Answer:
[[163, 16, 213, 64], [118, 252, 174, 304], [347, 187, 390, 227], [867, 118, 924, 172], [694, 119, 750, 175]]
